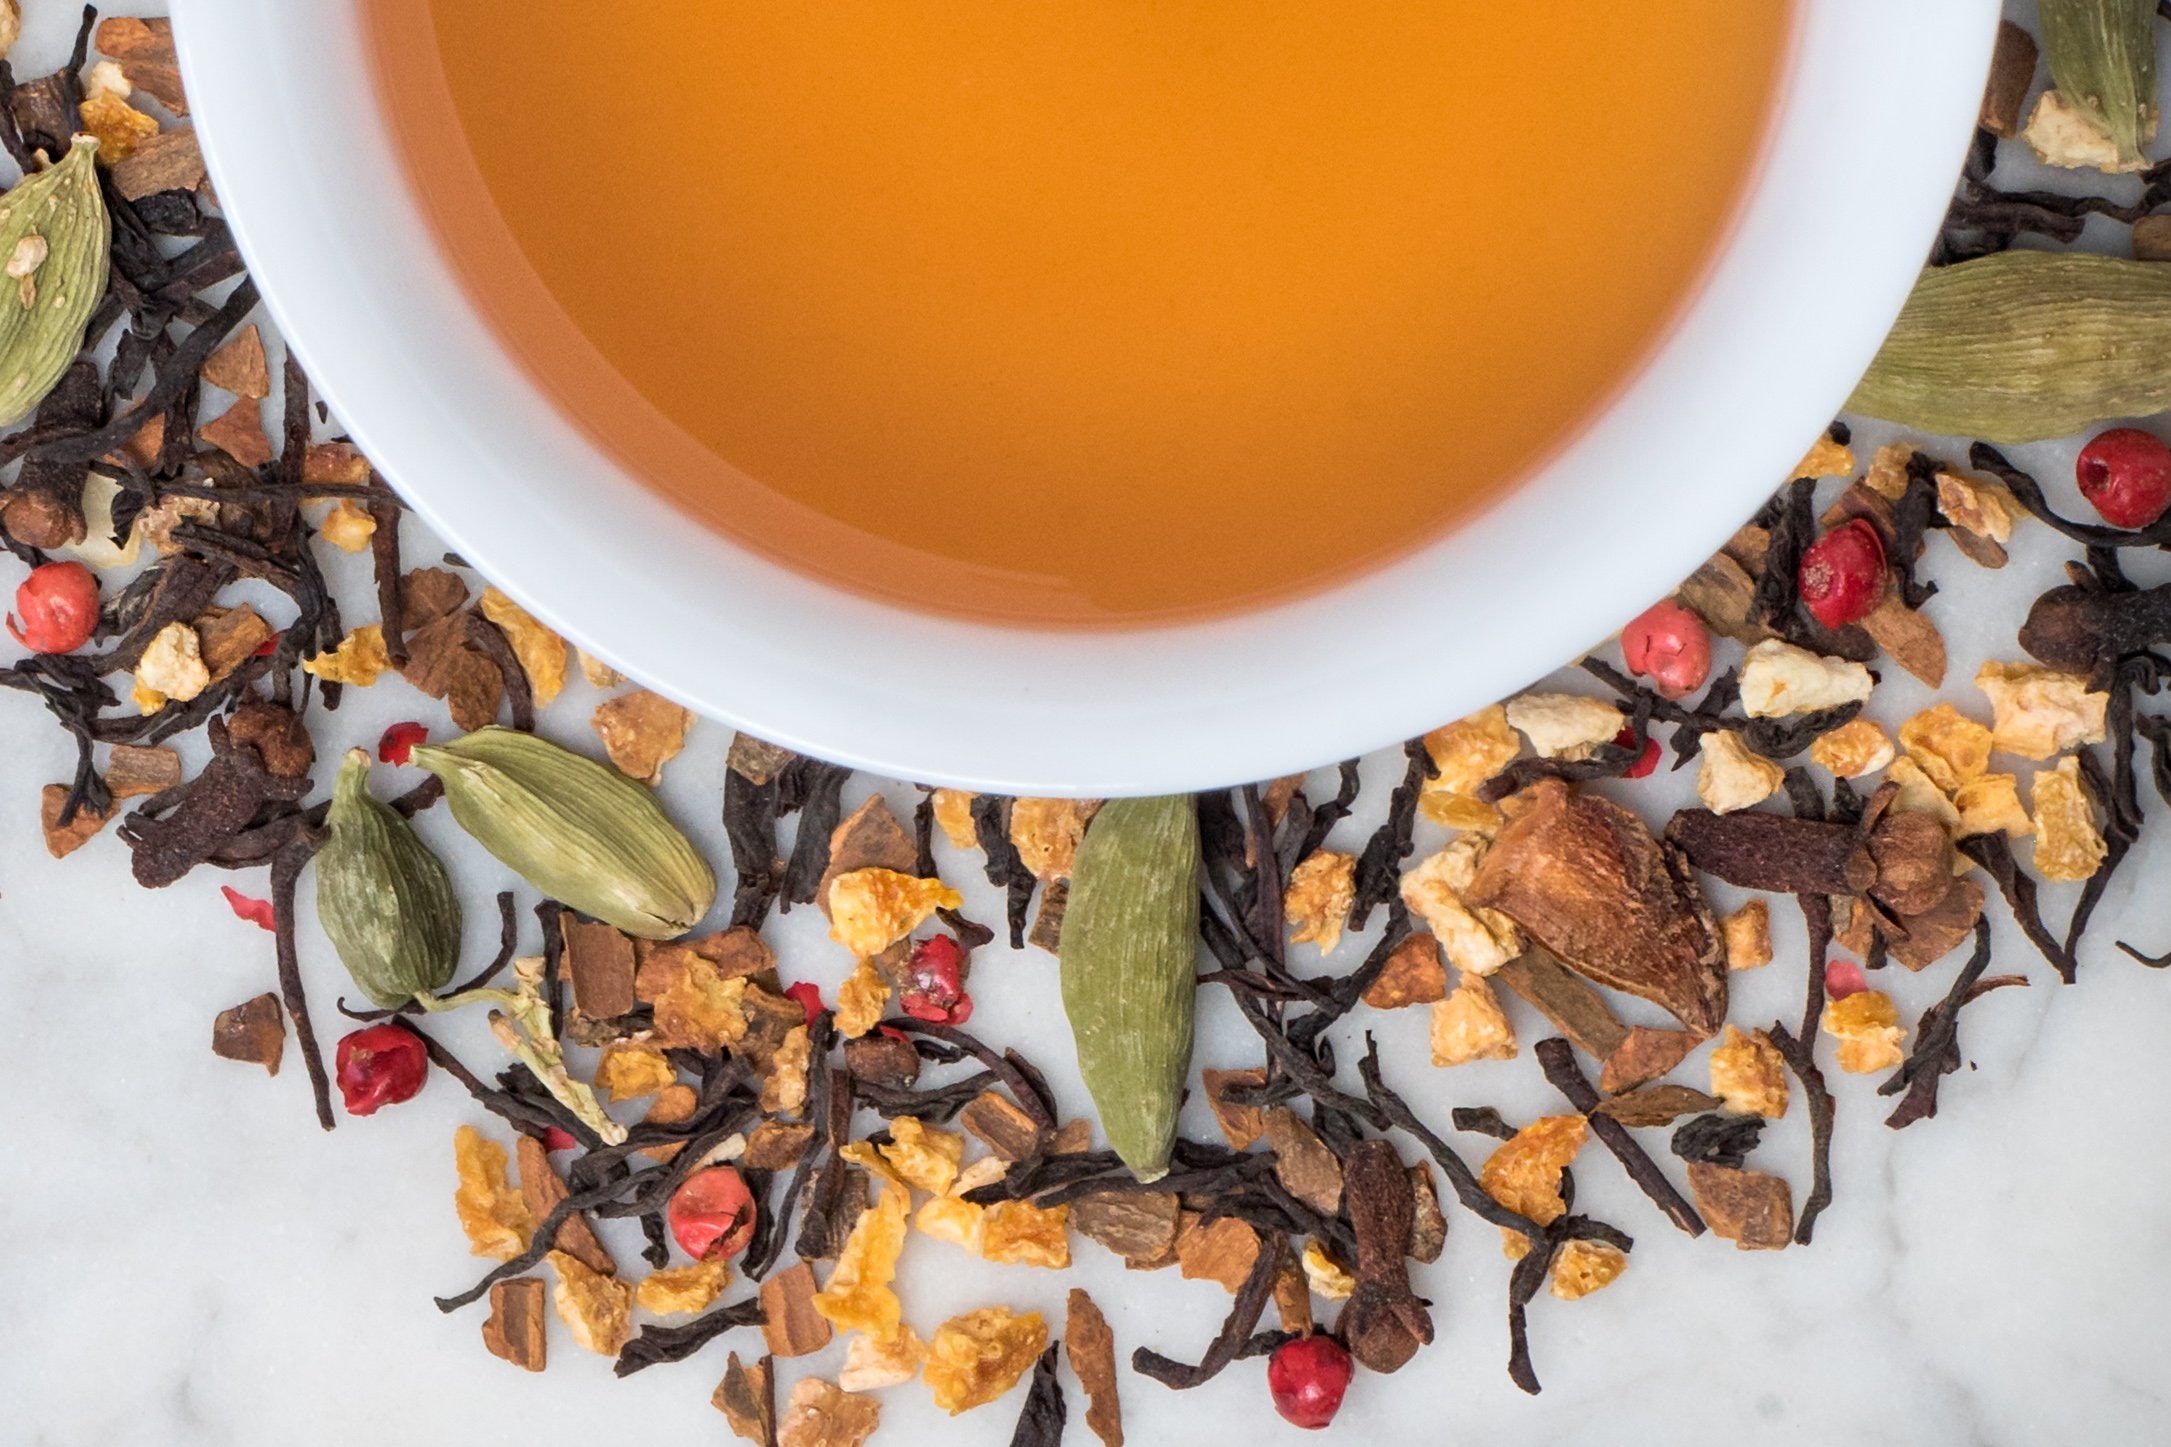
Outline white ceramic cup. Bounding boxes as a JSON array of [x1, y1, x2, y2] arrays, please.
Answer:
[[172, 2, 1999, 796]]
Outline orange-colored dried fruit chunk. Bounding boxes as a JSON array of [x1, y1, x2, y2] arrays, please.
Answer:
[[1708, 1026, 1788, 1118], [1480, 1115, 1587, 1259], [828, 868, 962, 958], [454, 1125, 535, 1261], [634, 1255, 733, 1316], [980, 1200, 1071, 1269], [923, 1306, 1048, 1414], [811, 1182, 910, 1339], [547, 1249, 632, 1355], [1821, 990, 1906, 1074], [1549, 1238, 1628, 1300], [2031, 756, 2108, 883], [1284, 850, 1356, 954], [1899, 703, 1994, 793]]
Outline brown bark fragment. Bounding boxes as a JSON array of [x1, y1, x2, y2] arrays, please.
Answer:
[[1468, 779, 1726, 1037], [481, 1278, 548, 1372], [559, 915, 636, 1020], [95, 17, 189, 115], [1028, 877, 1068, 954], [715, 1352, 778, 1447], [201, 323, 269, 399], [516, 1134, 615, 1277], [199, 397, 272, 468], [302, 442, 371, 487], [744, 1120, 817, 1172], [1071, 1190, 1181, 1263], [1593, 1084, 1724, 1128], [111, 125, 203, 201], [1859, 592, 1948, 688], [2136, 213, 2171, 263], [1599, 1026, 1706, 1093], [1175, 1213, 1261, 1292], [209, 992, 283, 1074], [1202, 1067, 1269, 1150], [815, 795, 918, 920], [1676, 548, 1777, 646], [1492, 949, 1630, 1060], [1066, 1289, 1124, 1447], [1264, 1107, 1344, 1215], [1686, 1162, 1795, 1250], [196, 604, 273, 681], [1980, 20, 2038, 138], [841, 1032, 920, 1089], [106, 745, 181, 799], [1272, 1239, 1313, 1334], [958, 1090, 1049, 1161], [1408, 1163, 1447, 1264], [40, 784, 112, 858], [728, 732, 796, 785], [759, 1262, 831, 1357], [1361, 931, 1448, 1008]]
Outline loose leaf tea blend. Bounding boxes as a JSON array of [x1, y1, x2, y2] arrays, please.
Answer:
[[11, 4, 2171, 1440]]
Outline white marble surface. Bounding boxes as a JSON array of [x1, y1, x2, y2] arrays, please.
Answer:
[[7, 3, 2171, 1444]]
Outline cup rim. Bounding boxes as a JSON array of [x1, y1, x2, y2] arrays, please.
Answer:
[[171, 0, 2000, 797]]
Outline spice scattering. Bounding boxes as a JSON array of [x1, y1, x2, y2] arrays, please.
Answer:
[[9, 4, 2171, 1442]]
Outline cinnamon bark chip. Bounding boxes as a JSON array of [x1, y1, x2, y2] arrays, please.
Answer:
[[1201, 1067, 1269, 1150], [400, 566, 470, 629], [1980, 19, 2039, 139], [302, 442, 372, 487], [1685, 1162, 1795, 1250], [1066, 1288, 1123, 1447], [1678, 547, 1777, 646], [715, 1352, 778, 1447], [201, 323, 269, 399], [592, 689, 695, 786], [559, 915, 636, 1020], [744, 1121, 816, 1172], [1361, 930, 1448, 1008], [481, 1278, 549, 1372], [759, 1261, 831, 1358], [1468, 779, 1727, 1037], [1176, 1213, 1262, 1293], [1028, 878, 1068, 953], [400, 613, 503, 732], [1492, 949, 1629, 1060], [1071, 1190, 1180, 1264], [1598, 1026, 1705, 1094], [516, 1134, 615, 1277], [841, 1032, 919, 1089], [959, 1090, 1049, 1161], [1594, 1084, 1724, 1128], [95, 16, 188, 114], [1052, 1118, 1094, 1154], [1264, 1107, 1345, 1215], [40, 783, 112, 858], [728, 731, 796, 786], [1408, 1163, 1448, 1264], [199, 397, 272, 468], [111, 126, 203, 201], [814, 794, 919, 921], [196, 604, 274, 681], [210, 993, 283, 1074]]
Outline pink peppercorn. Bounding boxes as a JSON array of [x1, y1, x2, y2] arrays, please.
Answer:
[[1825, 959, 1869, 1001], [2075, 427, 2171, 530], [334, 1024, 429, 1116], [668, 1166, 757, 1261], [783, 981, 826, 1027], [1613, 728, 1661, 780], [7, 560, 99, 654], [1620, 600, 1711, 699], [1798, 519, 1887, 630], [900, 934, 973, 1026], [377, 720, 429, 765], [1268, 1335, 1354, 1430]]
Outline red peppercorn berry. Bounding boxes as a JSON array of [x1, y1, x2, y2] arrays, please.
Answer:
[[542, 1127, 579, 1153], [2075, 427, 2171, 530], [1619, 599, 1711, 700], [7, 560, 99, 654], [1797, 519, 1887, 630], [1825, 958, 1869, 1002], [1268, 1334, 1354, 1431], [221, 884, 277, 932], [377, 720, 430, 766], [335, 1024, 430, 1116], [1612, 728, 1661, 780], [900, 933, 973, 1026], [783, 980, 826, 1027], [669, 1165, 758, 1261]]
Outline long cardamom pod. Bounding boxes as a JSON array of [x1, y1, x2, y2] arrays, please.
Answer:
[[317, 749, 461, 1007], [1058, 794, 1200, 1183], [2039, 0, 2157, 168], [0, 137, 109, 426], [1847, 251, 2171, 443], [410, 726, 715, 938]]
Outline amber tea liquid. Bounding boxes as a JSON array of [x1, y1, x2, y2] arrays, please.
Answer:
[[371, 2, 1792, 624]]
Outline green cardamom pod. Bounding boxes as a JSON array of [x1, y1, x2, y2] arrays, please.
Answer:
[[2039, 0, 2157, 168], [1848, 251, 2171, 443], [0, 136, 109, 427], [410, 726, 715, 938], [318, 748, 461, 1007], [1058, 793, 1200, 1183]]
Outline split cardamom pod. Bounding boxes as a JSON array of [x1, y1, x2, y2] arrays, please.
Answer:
[[317, 749, 461, 1007], [410, 726, 715, 938], [0, 137, 109, 427], [1058, 793, 1200, 1183], [2038, 0, 2157, 169], [1848, 251, 2171, 444]]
